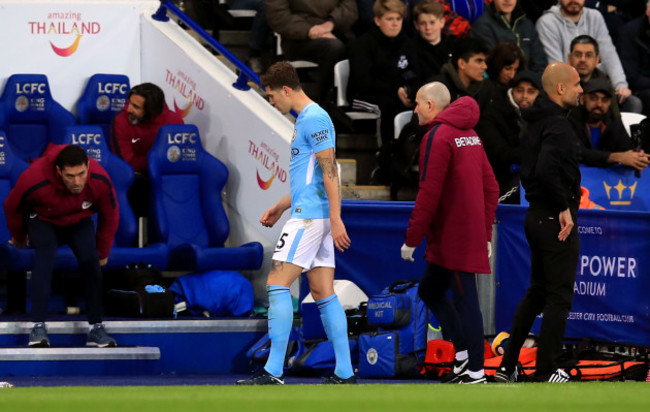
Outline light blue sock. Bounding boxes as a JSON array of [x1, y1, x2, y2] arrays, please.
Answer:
[[264, 285, 293, 377], [317, 294, 354, 379]]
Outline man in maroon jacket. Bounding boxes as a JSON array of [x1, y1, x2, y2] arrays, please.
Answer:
[[401, 82, 499, 384], [110, 83, 183, 216], [4, 145, 119, 348]]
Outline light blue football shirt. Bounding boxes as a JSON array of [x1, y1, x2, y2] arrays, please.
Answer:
[[289, 102, 336, 219]]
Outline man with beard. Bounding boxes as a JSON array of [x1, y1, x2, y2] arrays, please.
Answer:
[[494, 62, 582, 383], [569, 78, 650, 171], [536, 0, 634, 110], [110, 83, 184, 217], [567, 35, 642, 115]]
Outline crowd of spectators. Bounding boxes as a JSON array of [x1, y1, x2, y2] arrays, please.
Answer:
[[184, 0, 650, 197]]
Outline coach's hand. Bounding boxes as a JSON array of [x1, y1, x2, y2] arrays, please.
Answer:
[[401, 243, 415, 262], [558, 208, 573, 242]]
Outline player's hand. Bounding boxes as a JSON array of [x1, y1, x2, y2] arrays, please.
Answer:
[[331, 218, 351, 252], [260, 205, 284, 228], [558, 208, 573, 242], [9, 237, 28, 248], [487, 241, 492, 259], [99, 257, 108, 267], [401, 243, 415, 262]]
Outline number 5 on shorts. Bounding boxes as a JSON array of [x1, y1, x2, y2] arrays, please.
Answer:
[[276, 233, 289, 250]]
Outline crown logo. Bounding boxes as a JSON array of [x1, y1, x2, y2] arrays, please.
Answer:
[[603, 180, 637, 205]]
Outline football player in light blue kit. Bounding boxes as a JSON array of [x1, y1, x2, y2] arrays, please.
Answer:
[[237, 62, 355, 385]]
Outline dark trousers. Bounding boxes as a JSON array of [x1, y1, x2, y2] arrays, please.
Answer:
[[127, 173, 149, 218], [28, 217, 103, 324], [418, 264, 485, 372], [501, 207, 580, 376]]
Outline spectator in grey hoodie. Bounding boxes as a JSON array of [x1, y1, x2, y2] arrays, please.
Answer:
[[535, 0, 633, 107]]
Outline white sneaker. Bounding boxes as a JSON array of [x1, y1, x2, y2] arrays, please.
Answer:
[[548, 368, 570, 383]]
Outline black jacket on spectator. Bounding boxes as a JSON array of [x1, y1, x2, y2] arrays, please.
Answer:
[[412, 33, 454, 82], [475, 90, 524, 198], [429, 62, 483, 104], [469, 3, 547, 73], [618, 16, 650, 96], [347, 26, 420, 105], [568, 106, 633, 168], [521, 97, 581, 212]]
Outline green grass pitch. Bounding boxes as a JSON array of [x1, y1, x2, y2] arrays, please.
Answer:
[[1, 382, 649, 412]]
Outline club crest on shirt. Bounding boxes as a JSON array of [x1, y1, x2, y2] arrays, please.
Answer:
[[397, 55, 409, 69]]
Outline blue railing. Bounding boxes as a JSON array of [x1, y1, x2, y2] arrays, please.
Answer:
[[152, 1, 260, 91]]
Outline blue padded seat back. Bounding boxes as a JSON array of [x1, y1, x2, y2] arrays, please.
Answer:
[[76, 74, 130, 138], [0, 74, 76, 161], [0, 131, 29, 242], [148, 124, 230, 248], [59, 125, 137, 246], [162, 174, 209, 247]]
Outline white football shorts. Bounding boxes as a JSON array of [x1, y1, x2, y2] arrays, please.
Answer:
[[272, 218, 335, 272]]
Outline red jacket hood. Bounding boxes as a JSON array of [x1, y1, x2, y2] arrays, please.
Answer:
[[431, 96, 480, 131]]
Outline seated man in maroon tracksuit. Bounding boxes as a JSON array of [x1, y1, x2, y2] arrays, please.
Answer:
[[4, 144, 119, 348]]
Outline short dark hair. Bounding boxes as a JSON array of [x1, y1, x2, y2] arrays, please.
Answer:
[[56, 145, 88, 170], [260, 61, 302, 91], [486, 42, 526, 81], [128, 82, 165, 123], [570, 35, 600, 56], [451, 38, 489, 70]]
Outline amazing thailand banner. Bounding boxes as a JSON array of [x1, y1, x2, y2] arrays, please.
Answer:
[[0, 1, 143, 112], [495, 204, 650, 346]]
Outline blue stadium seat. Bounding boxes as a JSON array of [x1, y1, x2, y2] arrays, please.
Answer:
[[0, 74, 77, 162], [57, 125, 168, 270], [0, 131, 77, 271], [147, 124, 263, 271], [76, 74, 130, 138]]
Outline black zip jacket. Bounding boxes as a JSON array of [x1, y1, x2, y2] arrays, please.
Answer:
[[520, 97, 581, 212]]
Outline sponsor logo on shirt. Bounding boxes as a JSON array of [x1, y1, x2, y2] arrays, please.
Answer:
[[311, 129, 329, 145]]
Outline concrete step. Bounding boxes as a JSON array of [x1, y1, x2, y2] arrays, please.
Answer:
[[218, 30, 251, 47], [338, 158, 356, 186], [0, 319, 267, 376], [337, 133, 378, 185], [342, 185, 390, 201]]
